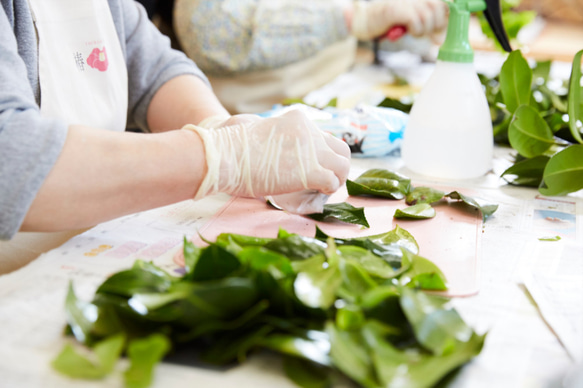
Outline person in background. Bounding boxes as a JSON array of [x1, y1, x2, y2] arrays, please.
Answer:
[[0, 0, 350, 241], [172, 0, 449, 113]]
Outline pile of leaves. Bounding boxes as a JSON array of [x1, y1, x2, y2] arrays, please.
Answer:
[[480, 49, 583, 196], [54, 225, 486, 388]]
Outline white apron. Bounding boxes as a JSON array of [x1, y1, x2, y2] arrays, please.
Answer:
[[27, 0, 128, 131]]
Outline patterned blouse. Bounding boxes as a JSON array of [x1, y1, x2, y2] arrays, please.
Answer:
[[173, 0, 349, 76]]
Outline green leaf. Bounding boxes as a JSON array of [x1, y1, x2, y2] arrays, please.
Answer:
[[65, 282, 98, 344], [97, 263, 173, 298], [539, 236, 562, 242], [336, 305, 365, 331], [445, 191, 498, 222], [338, 259, 377, 299], [500, 50, 532, 113], [52, 334, 125, 380], [400, 288, 473, 355], [261, 331, 332, 367], [346, 169, 411, 200], [326, 322, 379, 388], [189, 244, 241, 281], [377, 97, 412, 113], [237, 246, 294, 278], [405, 186, 444, 205], [501, 155, 550, 187], [124, 334, 170, 388], [533, 60, 552, 84], [362, 320, 485, 388], [307, 202, 369, 228], [394, 203, 436, 220], [509, 105, 555, 158], [283, 356, 332, 388], [294, 266, 342, 309], [265, 233, 326, 261], [540, 145, 583, 196], [337, 246, 397, 279], [182, 238, 201, 276], [568, 49, 583, 144], [399, 248, 448, 291]]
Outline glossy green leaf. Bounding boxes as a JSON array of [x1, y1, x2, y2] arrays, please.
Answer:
[[202, 325, 273, 365], [307, 202, 369, 228], [65, 282, 98, 344], [500, 50, 532, 113], [509, 105, 555, 158], [394, 203, 436, 220], [337, 246, 397, 279], [362, 320, 485, 388], [336, 305, 365, 331], [445, 191, 499, 222], [399, 249, 447, 291], [539, 145, 583, 196], [189, 244, 241, 281], [265, 233, 326, 260], [283, 356, 332, 388], [532, 60, 551, 84], [261, 331, 332, 367], [346, 169, 411, 200], [52, 334, 124, 380], [294, 265, 342, 309], [124, 334, 170, 388], [237, 246, 294, 278], [405, 186, 444, 205], [501, 155, 550, 187], [338, 259, 377, 299], [568, 49, 583, 144], [97, 262, 173, 298], [326, 322, 379, 388], [183, 238, 201, 276], [400, 288, 473, 355]]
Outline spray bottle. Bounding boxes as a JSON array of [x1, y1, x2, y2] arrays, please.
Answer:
[[401, 0, 512, 180]]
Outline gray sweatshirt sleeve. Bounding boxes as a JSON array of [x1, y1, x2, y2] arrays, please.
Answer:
[[0, 3, 69, 240], [109, 0, 210, 132], [0, 0, 209, 239], [173, 0, 349, 76]]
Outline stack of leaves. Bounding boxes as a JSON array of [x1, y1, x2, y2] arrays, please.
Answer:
[[54, 226, 485, 388], [479, 49, 583, 196]]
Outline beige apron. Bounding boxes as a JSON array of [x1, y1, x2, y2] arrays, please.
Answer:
[[28, 0, 128, 131]]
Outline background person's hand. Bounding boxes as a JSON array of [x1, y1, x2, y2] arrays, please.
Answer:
[[184, 109, 351, 202], [350, 0, 448, 41]]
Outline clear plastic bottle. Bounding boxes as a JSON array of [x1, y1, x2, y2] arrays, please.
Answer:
[[401, 0, 510, 180], [401, 60, 493, 180]]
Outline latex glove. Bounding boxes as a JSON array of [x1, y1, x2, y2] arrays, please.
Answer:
[[197, 114, 262, 129], [267, 190, 330, 215], [351, 0, 448, 41], [183, 110, 350, 205]]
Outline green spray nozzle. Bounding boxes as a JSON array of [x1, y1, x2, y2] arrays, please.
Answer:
[[438, 0, 512, 63]]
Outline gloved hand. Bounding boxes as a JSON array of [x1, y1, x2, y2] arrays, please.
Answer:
[[350, 0, 448, 41], [197, 114, 262, 129], [183, 110, 351, 209]]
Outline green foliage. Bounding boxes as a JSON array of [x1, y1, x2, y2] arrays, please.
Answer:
[[394, 203, 436, 220], [482, 49, 583, 196], [476, 0, 536, 52], [347, 169, 412, 200], [307, 202, 370, 228], [53, 225, 483, 388]]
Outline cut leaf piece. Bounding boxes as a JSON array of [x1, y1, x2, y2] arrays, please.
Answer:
[[394, 203, 436, 220], [307, 202, 369, 228], [445, 191, 498, 222], [399, 248, 447, 291], [405, 186, 444, 205], [509, 105, 554, 158], [347, 169, 411, 200]]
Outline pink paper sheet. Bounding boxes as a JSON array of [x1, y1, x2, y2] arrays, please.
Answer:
[[181, 185, 482, 297]]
